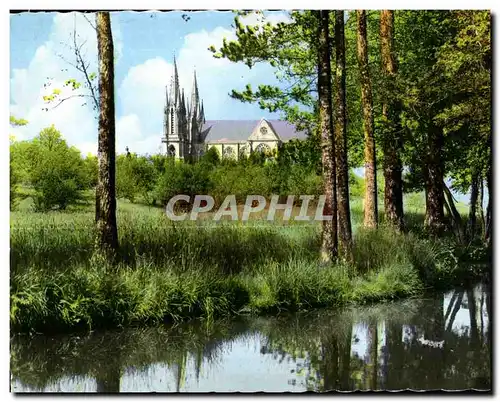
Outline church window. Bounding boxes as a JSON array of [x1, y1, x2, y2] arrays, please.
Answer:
[[239, 145, 249, 158], [168, 144, 176, 157], [170, 109, 174, 134], [260, 126, 268, 135], [223, 146, 235, 159], [255, 143, 271, 154]]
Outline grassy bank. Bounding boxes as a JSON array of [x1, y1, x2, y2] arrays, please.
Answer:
[[10, 198, 489, 334]]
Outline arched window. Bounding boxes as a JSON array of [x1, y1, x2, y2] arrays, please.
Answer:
[[223, 146, 235, 159], [255, 143, 271, 154], [170, 109, 174, 134], [239, 145, 249, 158], [167, 144, 176, 157]]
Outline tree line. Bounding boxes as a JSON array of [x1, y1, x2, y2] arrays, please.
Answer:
[[10, 10, 492, 264], [210, 10, 491, 262]]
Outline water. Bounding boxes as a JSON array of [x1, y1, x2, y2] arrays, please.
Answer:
[[10, 283, 491, 393]]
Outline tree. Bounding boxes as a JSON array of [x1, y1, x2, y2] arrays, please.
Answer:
[[9, 115, 28, 210], [356, 10, 378, 228], [434, 10, 491, 244], [334, 11, 353, 261], [11, 126, 87, 211], [316, 10, 338, 262], [380, 10, 404, 231], [42, 13, 99, 113], [95, 12, 118, 255], [210, 11, 319, 133]]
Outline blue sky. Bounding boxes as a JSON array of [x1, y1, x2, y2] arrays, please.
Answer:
[[10, 11, 287, 154]]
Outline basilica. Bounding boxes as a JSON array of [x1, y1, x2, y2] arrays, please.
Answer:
[[162, 59, 307, 160]]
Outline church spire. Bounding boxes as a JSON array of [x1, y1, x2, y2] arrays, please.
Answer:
[[199, 100, 205, 124], [190, 70, 200, 117], [169, 55, 180, 105], [181, 88, 186, 116]]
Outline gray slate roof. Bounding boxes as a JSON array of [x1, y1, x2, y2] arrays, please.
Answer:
[[202, 120, 308, 143]]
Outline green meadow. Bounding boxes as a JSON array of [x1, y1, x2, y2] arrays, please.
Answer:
[[10, 190, 487, 334]]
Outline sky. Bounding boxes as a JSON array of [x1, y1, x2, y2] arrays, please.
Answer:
[[9, 10, 477, 204], [10, 11, 290, 155]]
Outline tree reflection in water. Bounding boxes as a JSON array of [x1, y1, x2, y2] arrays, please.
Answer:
[[10, 284, 490, 392]]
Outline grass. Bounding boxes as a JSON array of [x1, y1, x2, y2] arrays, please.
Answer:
[[10, 195, 489, 334]]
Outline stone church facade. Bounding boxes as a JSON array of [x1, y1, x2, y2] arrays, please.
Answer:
[[162, 60, 307, 160]]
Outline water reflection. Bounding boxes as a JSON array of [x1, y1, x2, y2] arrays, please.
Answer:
[[10, 283, 491, 392]]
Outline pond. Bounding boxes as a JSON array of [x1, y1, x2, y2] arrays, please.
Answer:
[[10, 282, 491, 393]]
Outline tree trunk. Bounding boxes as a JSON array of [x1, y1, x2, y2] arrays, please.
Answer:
[[478, 175, 485, 236], [317, 10, 338, 262], [334, 10, 353, 262], [357, 10, 378, 229], [95, 12, 118, 255], [424, 124, 446, 234], [443, 181, 465, 243], [380, 10, 404, 231], [484, 138, 492, 248], [467, 170, 479, 241]]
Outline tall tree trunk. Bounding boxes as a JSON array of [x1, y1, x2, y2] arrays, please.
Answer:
[[484, 137, 492, 248], [424, 124, 446, 234], [467, 170, 479, 241], [357, 10, 378, 229], [334, 10, 353, 261], [478, 175, 485, 236], [380, 10, 404, 231], [95, 12, 118, 255], [317, 10, 338, 262], [443, 181, 465, 243]]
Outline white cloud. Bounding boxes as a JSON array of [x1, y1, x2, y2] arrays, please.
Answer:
[[10, 12, 122, 155]]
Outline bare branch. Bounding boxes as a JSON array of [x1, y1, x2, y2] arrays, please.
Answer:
[[72, 14, 99, 111], [46, 94, 91, 109], [82, 13, 97, 31]]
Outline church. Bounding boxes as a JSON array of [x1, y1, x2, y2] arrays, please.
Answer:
[[162, 59, 307, 160]]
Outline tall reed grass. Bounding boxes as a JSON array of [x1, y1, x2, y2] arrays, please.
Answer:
[[10, 203, 488, 334]]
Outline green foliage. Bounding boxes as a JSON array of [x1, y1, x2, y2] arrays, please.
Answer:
[[10, 152, 19, 211], [116, 154, 156, 203], [210, 11, 318, 133], [10, 115, 29, 127], [82, 154, 98, 188], [9, 115, 29, 209], [11, 126, 88, 211], [153, 159, 213, 205]]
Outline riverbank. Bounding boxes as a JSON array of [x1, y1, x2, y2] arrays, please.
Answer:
[[10, 200, 490, 334], [11, 283, 491, 392]]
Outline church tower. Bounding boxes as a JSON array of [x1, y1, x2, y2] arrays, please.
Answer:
[[162, 57, 185, 158], [162, 59, 205, 159], [188, 70, 206, 158]]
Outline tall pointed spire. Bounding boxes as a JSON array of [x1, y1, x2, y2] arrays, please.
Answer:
[[199, 100, 205, 124], [181, 88, 186, 116], [169, 55, 180, 105], [190, 69, 199, 117]]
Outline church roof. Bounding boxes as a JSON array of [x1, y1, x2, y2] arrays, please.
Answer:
[[202, 120, 308, 143]]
